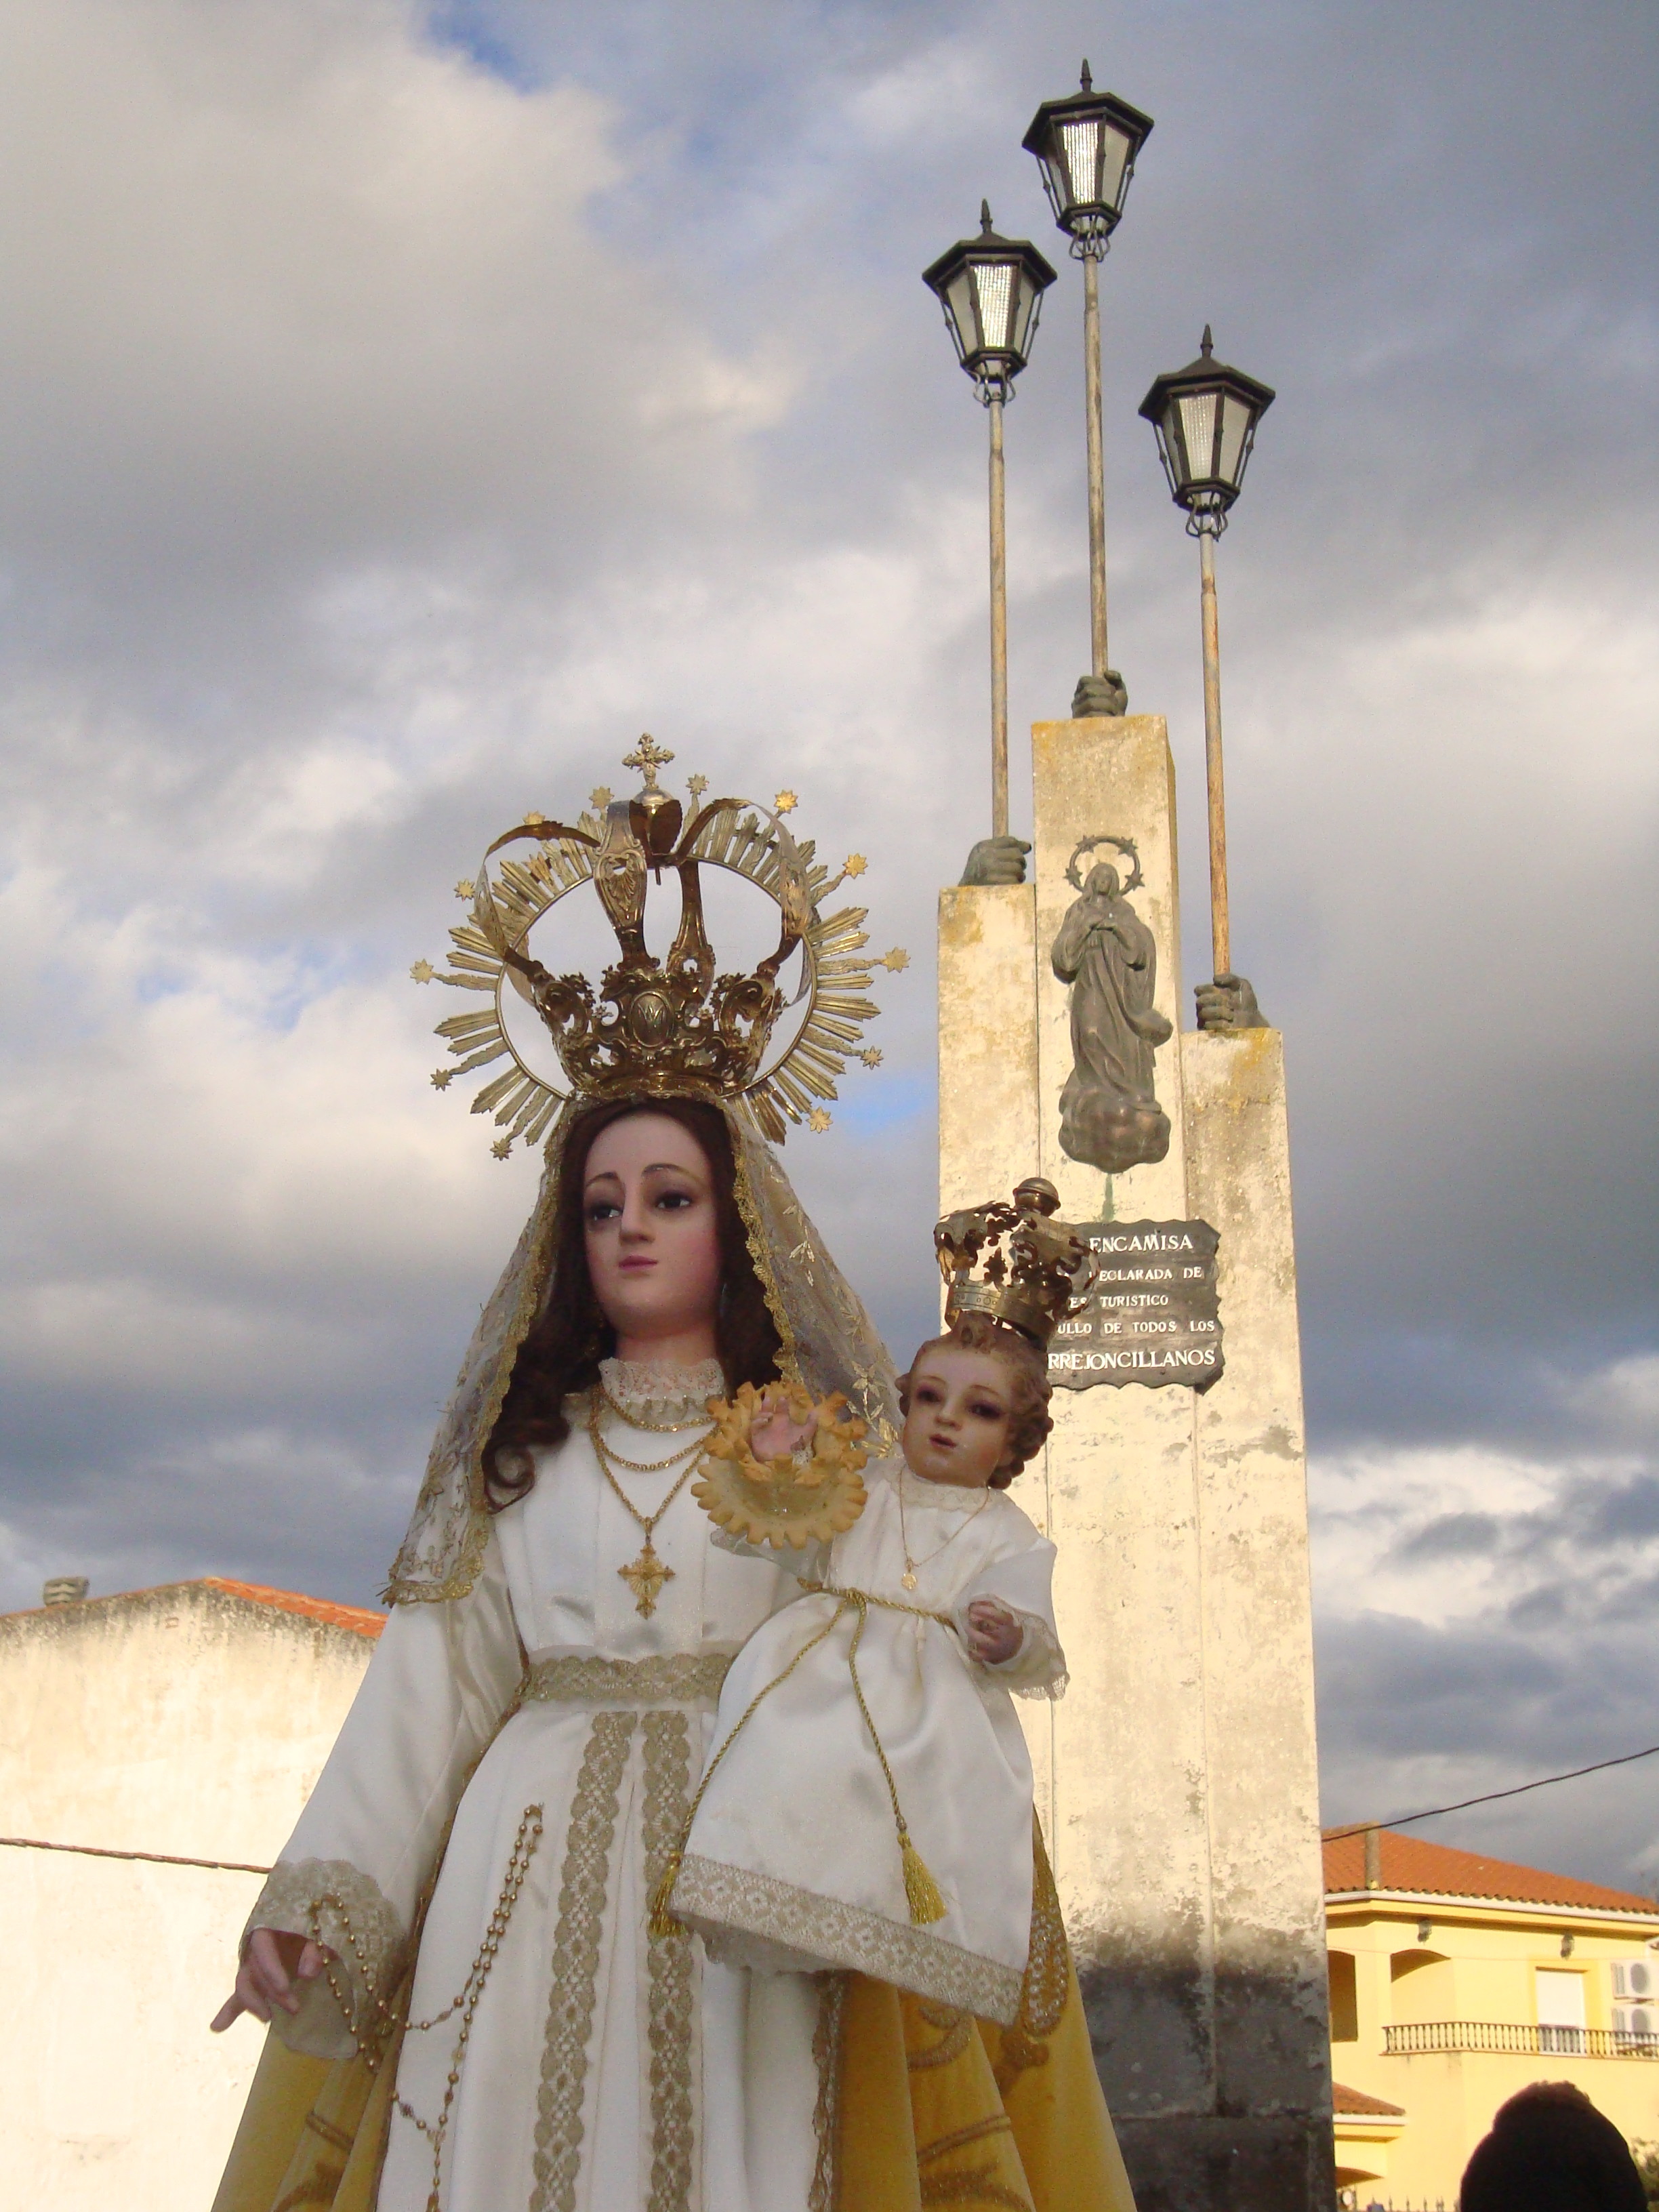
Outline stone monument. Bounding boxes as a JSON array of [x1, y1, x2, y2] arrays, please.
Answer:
[[940, 712, 1332, 2211]]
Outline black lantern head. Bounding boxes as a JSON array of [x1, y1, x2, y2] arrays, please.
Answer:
[[1139, 327, 1275, 532], [922, 203, 1057, 404], [1022, 62, 1154, 257]]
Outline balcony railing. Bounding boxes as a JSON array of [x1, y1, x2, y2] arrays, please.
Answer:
[[1383, 2021, 1659, 2060]]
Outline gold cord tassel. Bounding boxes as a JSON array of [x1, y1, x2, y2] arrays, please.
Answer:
[[648, 1853, 684, 1940], [899, 1826, 947, 1925]]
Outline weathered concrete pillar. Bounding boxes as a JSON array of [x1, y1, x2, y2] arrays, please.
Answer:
[[937, 880, 1040, 1206], [937, 714, 1332, 2211], [938, 876, 1046, 1817]]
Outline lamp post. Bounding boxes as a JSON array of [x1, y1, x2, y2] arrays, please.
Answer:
[[924, 205, 1056, 837], [1139, 328, 1275, 981], [1023, 64, 1153, 715]]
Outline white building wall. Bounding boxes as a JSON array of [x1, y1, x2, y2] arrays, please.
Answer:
[[0, 1579, 377, 2211]]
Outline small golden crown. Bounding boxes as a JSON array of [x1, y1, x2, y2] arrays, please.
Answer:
[[413, 736, 907, 1155], [935, 1179, 1096, 1347]]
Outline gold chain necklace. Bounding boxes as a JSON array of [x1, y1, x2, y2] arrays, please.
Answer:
[[897, 1470, 990, 1592], [587, 1397, 710, 1618], [598, 1377, 714, 1435], [595, 1422, 707, 1475]]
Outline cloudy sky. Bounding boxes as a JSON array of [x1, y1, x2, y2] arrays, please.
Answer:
[[1, 0, 1654, 1891]]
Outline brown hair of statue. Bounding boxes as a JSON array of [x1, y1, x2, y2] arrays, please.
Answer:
[[483, 1097, 783, 1510], [896, 1309, 1053, 1488]]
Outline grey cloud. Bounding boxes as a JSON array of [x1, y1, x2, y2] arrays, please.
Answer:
[[5, 1431, 421, 1612], [1379, 1462, 1659, 1582], [1393, 1511, 1503, 1563], [1594, 1569, 1659, 1630], [1578, 1473, 1659, 1545], [0, 7, 777, 584], [1318, 1612, 1567, 1757], [1317, 1599, 1659, 1894], [1495, 1467, 1659, 1584], [1503, 1584, 1574, 1633], [1, 0, 1654, 1894], [1314, 1391, 1659, 1887]]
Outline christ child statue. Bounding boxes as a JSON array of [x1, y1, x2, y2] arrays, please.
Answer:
[[665, 1309, 1065, 2027]]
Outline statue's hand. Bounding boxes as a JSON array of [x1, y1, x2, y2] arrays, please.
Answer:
[[960, 836, 1030, 888], [1194, 973, 1267, 1034], [965, 1599, 1023, 1666], [750, 1405, 815, 1462], [211, 1927, 329, 2032], [1071, 672, 1128, 718]]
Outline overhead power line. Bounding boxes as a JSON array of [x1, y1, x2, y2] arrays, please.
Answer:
[[1324, 1740, 1659, 1845], [13, 1748, 1659, 1881], [0, 1831, 269, 1875]]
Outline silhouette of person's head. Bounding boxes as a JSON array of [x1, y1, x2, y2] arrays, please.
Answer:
[[1460, 2081, 1646, 2212]]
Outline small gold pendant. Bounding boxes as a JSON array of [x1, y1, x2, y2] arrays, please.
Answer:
[[901, 1569, 918, 1591], [619, 1541, 674, 1618]]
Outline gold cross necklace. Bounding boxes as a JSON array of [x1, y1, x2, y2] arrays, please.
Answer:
[[587, 1395, 710, 1618]]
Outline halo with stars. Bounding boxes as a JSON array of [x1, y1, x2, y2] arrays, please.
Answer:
[[412, 737, 907, 1156]]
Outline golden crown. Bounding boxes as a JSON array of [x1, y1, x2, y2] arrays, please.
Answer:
[[935, 1179, 1096, 1347], [412, 736, 907, 1155]]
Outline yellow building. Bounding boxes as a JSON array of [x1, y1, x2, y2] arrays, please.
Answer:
[[1325, 1826, 1659, 2205]]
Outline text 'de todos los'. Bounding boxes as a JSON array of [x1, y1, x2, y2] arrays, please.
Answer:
[[1048, 1218, 1223, 1393]]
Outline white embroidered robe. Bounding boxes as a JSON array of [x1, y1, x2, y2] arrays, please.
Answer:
[[244, 1361, 819, 2212], [674, 1458, 1065, 2026]]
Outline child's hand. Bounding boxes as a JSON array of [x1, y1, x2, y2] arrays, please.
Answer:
[[750, 1406, 815, 1462], [964, 1599, 1022, 1666]]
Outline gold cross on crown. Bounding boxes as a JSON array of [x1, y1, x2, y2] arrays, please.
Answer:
[[622, 733, 675, 790]]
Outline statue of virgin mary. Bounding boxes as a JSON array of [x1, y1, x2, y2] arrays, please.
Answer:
[[209, 751, 1136, 2212]]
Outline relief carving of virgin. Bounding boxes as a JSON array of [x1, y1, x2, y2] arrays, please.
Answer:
[[1050, 839, 1172, 1176]]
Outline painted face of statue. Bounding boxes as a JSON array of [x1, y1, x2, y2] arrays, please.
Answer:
[[582, 1111, 723, 1358], [901, 1344, 1015, 1488]]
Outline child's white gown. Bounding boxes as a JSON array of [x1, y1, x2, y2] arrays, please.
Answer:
[[672, 1455, 1065, 2025]]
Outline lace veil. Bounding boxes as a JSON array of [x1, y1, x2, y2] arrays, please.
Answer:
[[384, 1095, 900, 1604]]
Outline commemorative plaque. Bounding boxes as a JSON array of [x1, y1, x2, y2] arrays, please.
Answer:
[[1048, 1218, 1223, 1393]]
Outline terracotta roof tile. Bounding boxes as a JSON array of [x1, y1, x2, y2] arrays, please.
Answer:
[[1, 1575, 386, 1636], [202, 1578, 385, 1639], [1323, 1827, 1657, 1915], [1333, 2083, 1406, 2117]]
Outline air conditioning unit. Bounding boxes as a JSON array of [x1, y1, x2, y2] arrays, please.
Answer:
[[1612, 1959, 1655, 2001], [1612, 2005, 1655, 2042]]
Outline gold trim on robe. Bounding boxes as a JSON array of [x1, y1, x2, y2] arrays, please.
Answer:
[[531, 1713, 636, 2212], [213, 1830, 1135, 2212]]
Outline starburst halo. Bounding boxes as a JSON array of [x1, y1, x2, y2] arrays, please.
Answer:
[[411, 747, 905, 1156]]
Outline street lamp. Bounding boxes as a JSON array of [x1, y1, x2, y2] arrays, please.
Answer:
[[924, 204, 1056, 838], [1023, 63, 1154, 716], [1139, 327, 1275, 983]]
